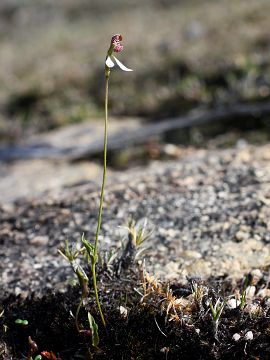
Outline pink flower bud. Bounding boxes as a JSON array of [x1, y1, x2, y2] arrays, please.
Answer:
[[111, 34, 124, 53], [111, 34, 122, 43], [113, 43, 124, 53]]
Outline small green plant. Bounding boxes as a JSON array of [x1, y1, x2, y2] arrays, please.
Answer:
[[58, 240, 100, 346], [191, 281, 206, 304], [88, 312, 100, 348], [58, 240, 89, 333], [125, 218, 154, 259], [209, 298, 225, 337], [239, 289, 247, 310], [15, 318, 29, 326], [100, 248, 119, 272], [14, 318, 59, 359], [126, 218, 154, 247], [239, 276, 249, 309]]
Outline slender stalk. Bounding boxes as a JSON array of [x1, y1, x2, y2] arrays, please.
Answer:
[[92, 72, 110, 327], [75, 296, 84, 332], [91, 263, 105, 326]]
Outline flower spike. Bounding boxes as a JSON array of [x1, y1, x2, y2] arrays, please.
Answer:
[[105, 34, 133, 73], [111, 34, 124, 53], [90, 33, 133, 328]]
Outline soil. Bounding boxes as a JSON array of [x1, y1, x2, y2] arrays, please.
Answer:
[[1, 265, 270, 359]]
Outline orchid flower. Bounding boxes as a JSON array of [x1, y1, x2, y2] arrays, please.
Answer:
[[105, 34, 133, 73]]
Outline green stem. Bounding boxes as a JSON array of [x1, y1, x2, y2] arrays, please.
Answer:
[[91, 262, 106, 327], [92, 72, 109, 328], [75, 295, 84, 332]]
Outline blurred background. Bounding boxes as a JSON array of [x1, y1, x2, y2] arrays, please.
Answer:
[[1, 0, 270, 203]]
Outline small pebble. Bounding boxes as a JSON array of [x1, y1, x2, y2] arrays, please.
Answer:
[[236, 139, 248, 149], [227, 298, 240, 309], [257, 288, 270, 298], [250, 269, 263, 285], [244, 331, 253, 341], [29, 236, 49, 247], [232, 333, 241, 341], [235, 230, 249, 242], [119, 306, 128, 318], [244, 303, 261, 316], [245, 285, 256, 299]]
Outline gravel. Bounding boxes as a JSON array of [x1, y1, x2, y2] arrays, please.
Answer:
[[1, 143, 270, 298]]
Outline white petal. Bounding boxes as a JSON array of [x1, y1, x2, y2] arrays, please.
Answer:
[[105, 56, 115, 68], [113, 56, 133, 71]]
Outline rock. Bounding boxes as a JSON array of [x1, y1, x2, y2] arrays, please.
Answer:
[[181, 250, 202, 260], [227, 299, 240, 309], [0, 159, 103, 204], [119, 306, 128, 318], [245, 285, 256, 299], [257, 288, 270, 298], [232, 333, 241, 341], [244, 303, 261, 316], [235, 230, 249, 242], [244, 331, 253, 341], [29, 235, 49, 247], [250, 269, 263, 285]]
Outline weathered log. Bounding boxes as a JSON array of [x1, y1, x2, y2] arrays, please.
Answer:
[[0, 101, 270, 162]]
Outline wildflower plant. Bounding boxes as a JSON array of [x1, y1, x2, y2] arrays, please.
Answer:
[[209, 298, 225, 337], [60, 35, 133, 332], [123, 218, 154, 260], [239, 275, 249, 310], [58, 239, 100, 346], [126, 218, 154, 248], [58, 240, 88, 333], [84, 34, 133, 327], [105, 34, 133, 73], [191, 281, 206, 304]]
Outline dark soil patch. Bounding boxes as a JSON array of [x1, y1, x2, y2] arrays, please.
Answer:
[[1, 265, 270, 360]]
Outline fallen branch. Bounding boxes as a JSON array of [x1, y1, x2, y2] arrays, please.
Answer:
[[1, 101, 270, 162]]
